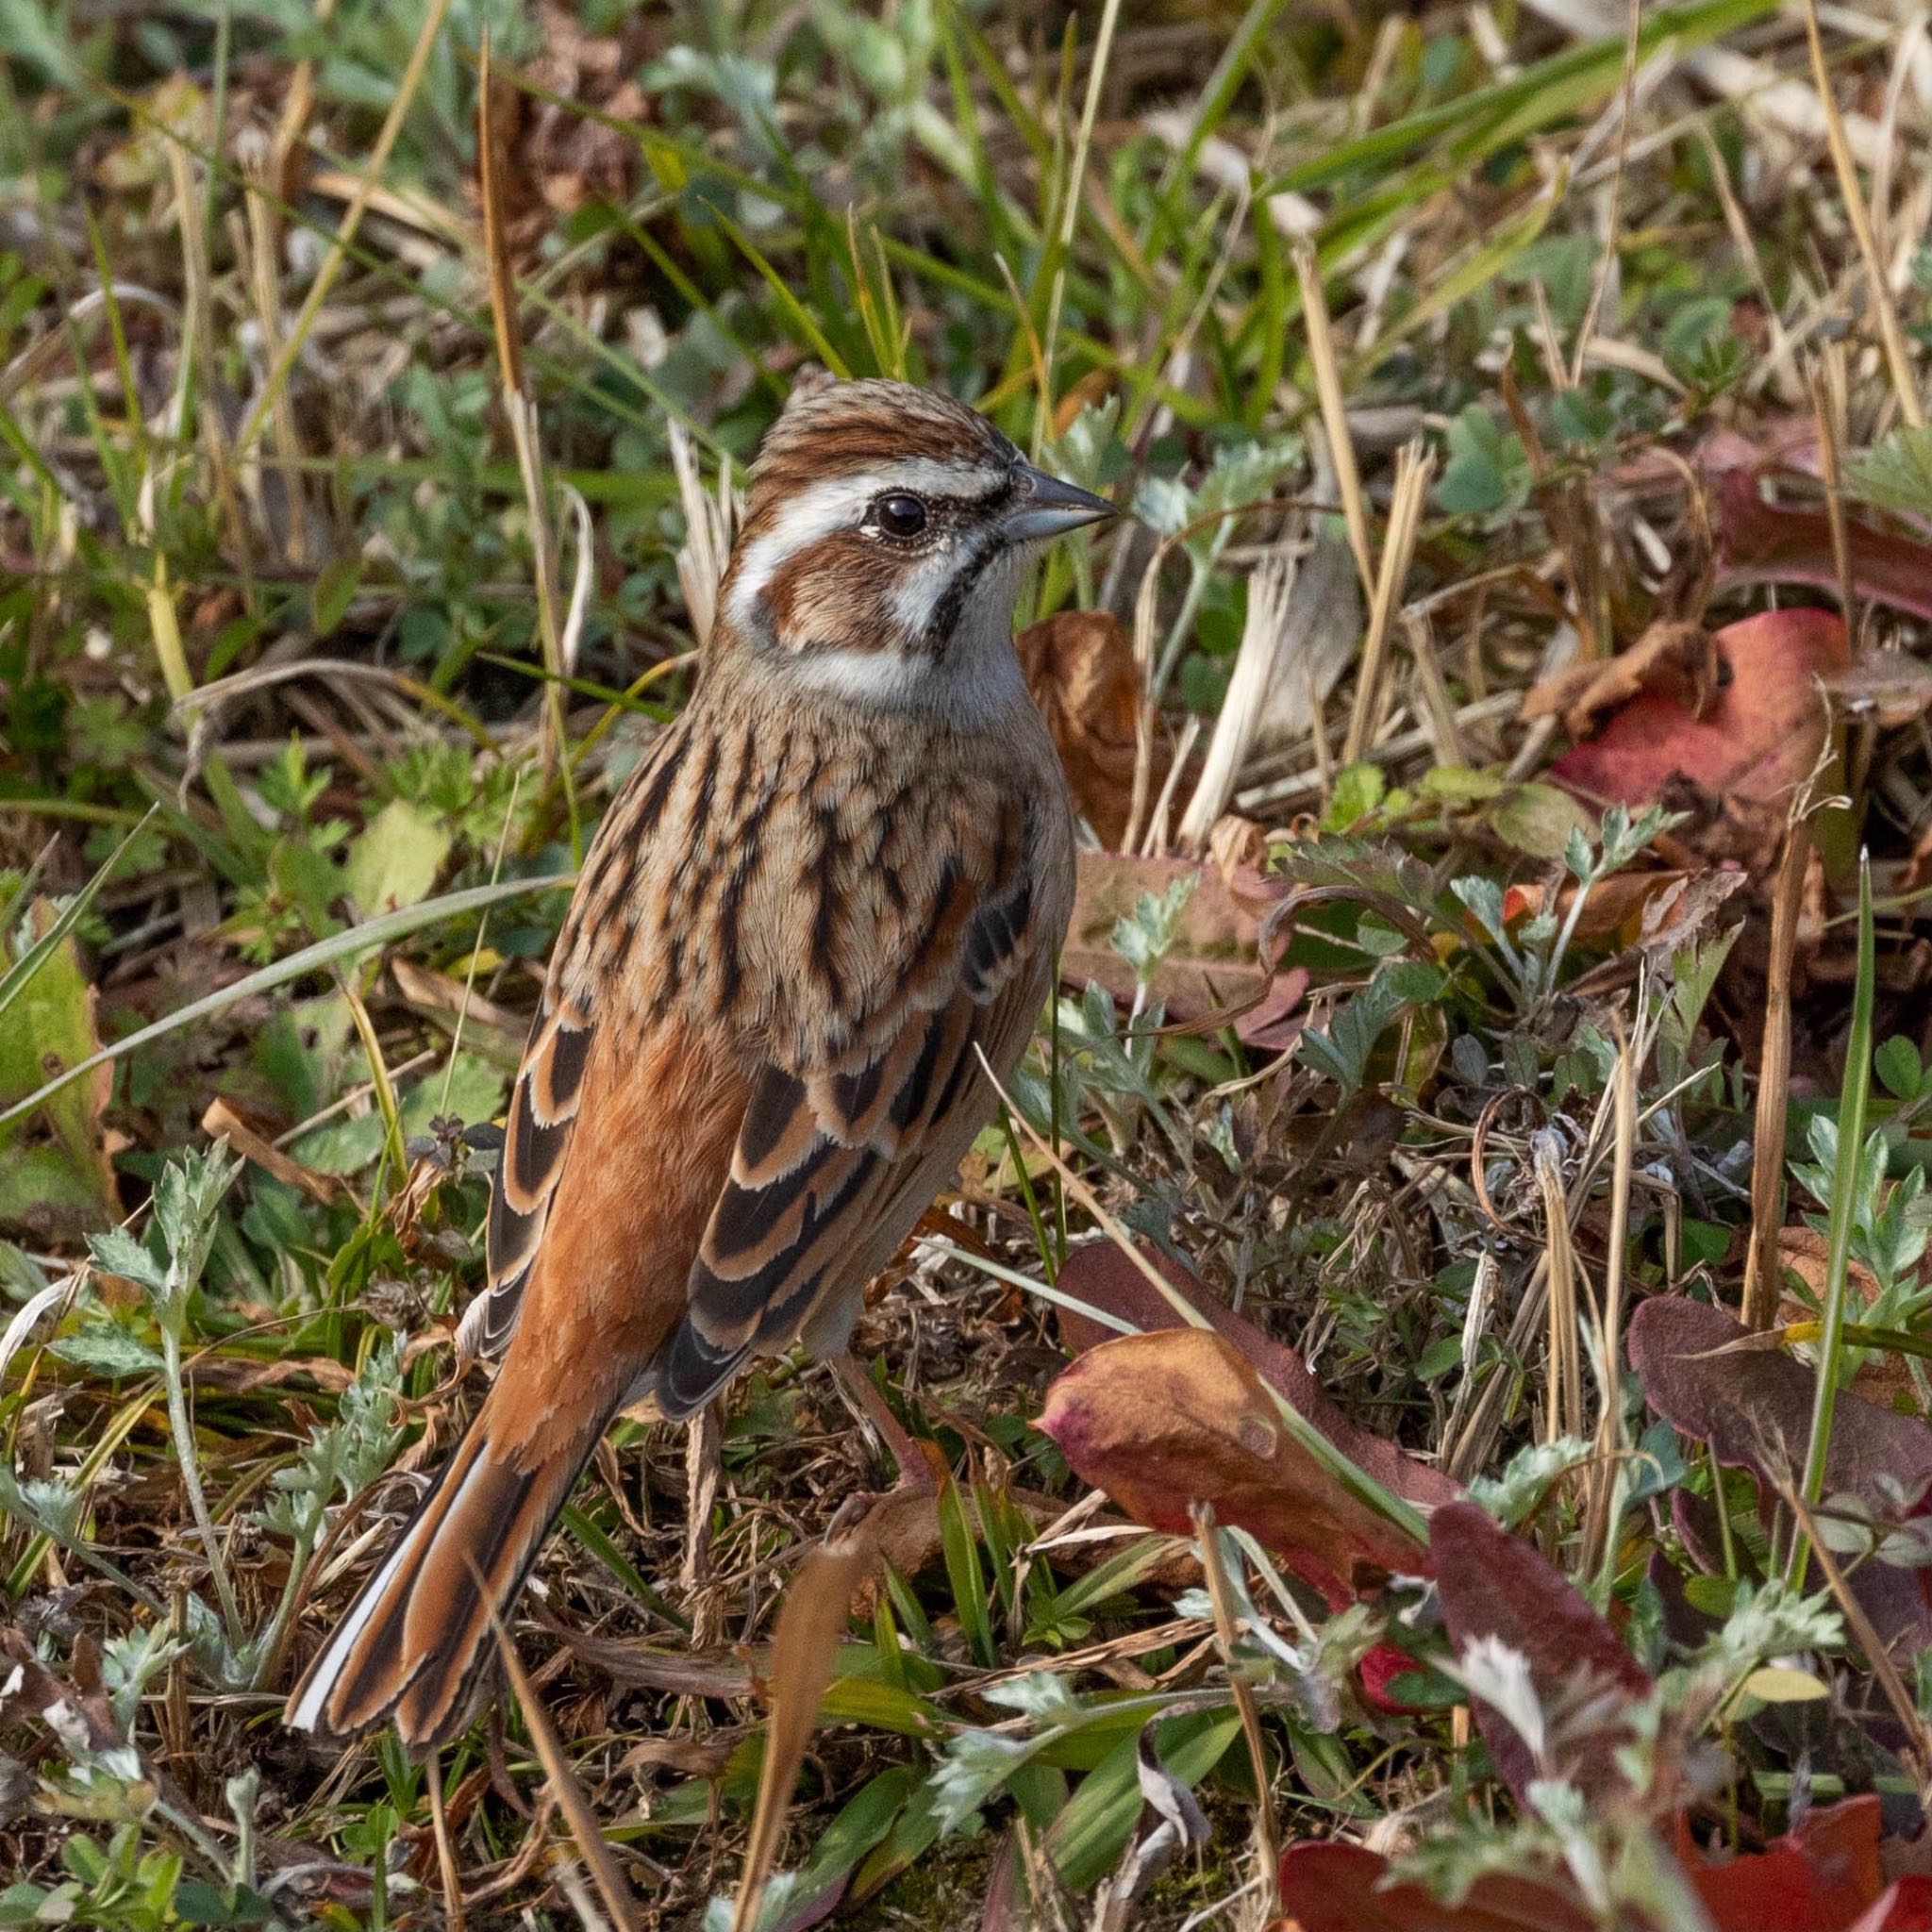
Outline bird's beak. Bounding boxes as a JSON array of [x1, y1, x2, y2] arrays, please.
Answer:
[[1001, 464, 1117, 544]]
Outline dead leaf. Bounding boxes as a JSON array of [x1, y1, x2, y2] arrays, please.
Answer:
[[1820, 658, 1932, 728], [1717, 469, 1932, 620], [735, 1537, 874, 1932], [1503, 868, 1746, 959], [1627, 1296, 1932, 1659], [1775, 1227, 1910, 1411], [1272, 1803, 1927, 1932], [1063, 852, 1265, 1016], [1017, 610, 1157, 848], [201, 1098, 343, 1206], [1550, 609, 1847, 872], [1430, 1502, 1654, 1805], [1038, 1324, 1433, 1607], [1273, 1840, 1597, 1931], [1052, 1241, 1461, 1515], [1521, 621, 1722, 739]]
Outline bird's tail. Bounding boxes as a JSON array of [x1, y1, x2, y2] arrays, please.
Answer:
[[284, 1391, 606, 1752]]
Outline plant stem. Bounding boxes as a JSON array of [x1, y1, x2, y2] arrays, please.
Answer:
[[1787, 853, 1874, 1586], [160, 1326, 247, 1648]]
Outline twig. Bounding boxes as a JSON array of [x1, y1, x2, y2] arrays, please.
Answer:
[[1742, 821, 1810, 1330]]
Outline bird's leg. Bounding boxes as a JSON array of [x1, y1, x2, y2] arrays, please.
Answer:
[[829, 1353, 939, 1493]]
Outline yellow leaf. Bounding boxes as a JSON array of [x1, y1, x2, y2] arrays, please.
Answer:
[[1741, 1666, 1829, 1703]]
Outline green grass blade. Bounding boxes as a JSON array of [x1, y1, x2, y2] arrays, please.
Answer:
[[1790, 853, 1875, 1576], [0, 807, 158, 1024], [0, 873, 574, 1136]]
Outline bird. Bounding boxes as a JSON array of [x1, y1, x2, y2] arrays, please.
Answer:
[[286, 379, 1112, 1751]]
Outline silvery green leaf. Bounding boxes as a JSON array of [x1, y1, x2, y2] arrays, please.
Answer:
[[86, 1228, 166, 1296], [1450, 874, 1510, 951], [1111, 875, 1197, 994], [150, 1143, 243, 1295], [1447, 1635, 1547, 1762], [1045, 394, 1123, 491], [49, 1323, 163, 1379], [1695, 1580, 1841, 1673], [100, 1625, 185, 1735], [926, 1726, 1035, 1831], [1470, 1438, 1592, 1527], [981, 1670, 1081, 1721], [1131, 475, 1194, 537]]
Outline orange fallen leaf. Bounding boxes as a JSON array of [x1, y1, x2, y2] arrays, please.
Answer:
[[1521, 621, 1721, 740], [1017, 609, 1156, 849], [1037, 1325, 1433, 1607]]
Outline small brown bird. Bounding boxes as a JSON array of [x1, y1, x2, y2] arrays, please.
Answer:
[[287, 380, 1109, 1749]]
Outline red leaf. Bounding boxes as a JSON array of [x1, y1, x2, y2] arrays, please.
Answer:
[[1272, 1842, 1598, 1931], [1053, 1241, 1461, 1514], [1037, 1324, 1431, 1606], [1274, 1809, 1906, 1932], [1627, 1297, 1932, 1657], [1430, 1502, 1653, 1804], [1550, 610, 1846, 863], [1718, 469, 1932, 620], [1676, 1797, 1888, 1932]]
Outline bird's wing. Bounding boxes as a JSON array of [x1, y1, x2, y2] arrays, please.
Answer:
[[656, 794, 1053, 1417], [458, 725, 691, 1367]]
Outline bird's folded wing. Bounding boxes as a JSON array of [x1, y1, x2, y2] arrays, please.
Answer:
[[658, 820, 1045, 1417]]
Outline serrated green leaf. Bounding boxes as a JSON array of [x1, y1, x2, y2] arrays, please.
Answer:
[[50, 1322, 164, 1378], [343, 799, 452, 917]]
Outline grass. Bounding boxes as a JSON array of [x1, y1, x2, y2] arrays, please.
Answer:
[[3, 1, 1931, 1927]]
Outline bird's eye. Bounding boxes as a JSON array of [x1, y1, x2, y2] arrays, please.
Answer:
[[870, 492, 929, 539]]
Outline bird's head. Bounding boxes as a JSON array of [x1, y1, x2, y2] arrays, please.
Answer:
[[717, 379, 1113, 713]]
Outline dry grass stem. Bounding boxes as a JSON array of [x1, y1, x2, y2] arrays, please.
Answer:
[[1178, 538, 1296, 854], [1535, 1132, 1585, 1447], [731, 1537, 874, 1932], [1742, 821, 1811, 1330], [231, 0, 454, 463], [1191, 1508, 1280, 1920], [486, 1594, 643, 1930], [1801, 0, 1925, 429], [1293, 242, 1375, 598], [1581, 1021, 1637, 1574], [1341, 440, 1433, 766]]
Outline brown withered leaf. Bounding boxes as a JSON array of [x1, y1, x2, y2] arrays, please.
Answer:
[[1502, 868, 1745, 957], [1053, 1241, 1460, 1515], [1017, 609, 1156, 849], [1037, 1324, 1433, 1607], [1063, 852, 1265, 1017], [1775, 1227, 1910, 1412], [1521, 620, 1721, 740]]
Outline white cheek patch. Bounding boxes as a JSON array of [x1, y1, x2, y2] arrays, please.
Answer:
[[724, 459, 1009, 634], [890, 541, 970, 638], [725, 477, 876, 633]]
